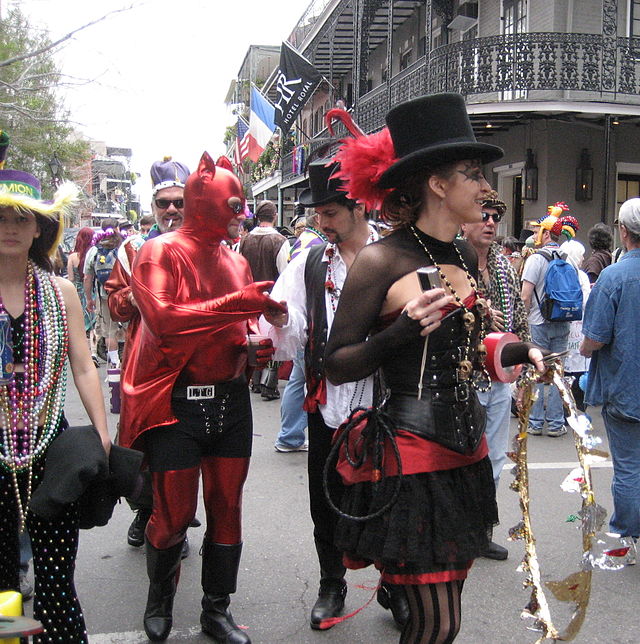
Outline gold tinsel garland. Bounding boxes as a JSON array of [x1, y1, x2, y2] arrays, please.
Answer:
[[510, 362, 612, 642]]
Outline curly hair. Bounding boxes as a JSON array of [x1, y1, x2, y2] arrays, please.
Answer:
[[380, 163, 457, 227], [588, 222, 613, 251]]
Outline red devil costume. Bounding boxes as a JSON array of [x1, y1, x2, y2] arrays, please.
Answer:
[[119, 152, 281, 643]]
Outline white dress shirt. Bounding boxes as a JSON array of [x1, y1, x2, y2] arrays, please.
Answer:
[[260, 236, 376, 429]]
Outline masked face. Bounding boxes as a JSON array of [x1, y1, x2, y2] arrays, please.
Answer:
[[182, 152, 245, 242]]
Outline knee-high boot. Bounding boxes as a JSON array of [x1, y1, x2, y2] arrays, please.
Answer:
[[143, 539, 184, 641], [200, 541, 250, 644]]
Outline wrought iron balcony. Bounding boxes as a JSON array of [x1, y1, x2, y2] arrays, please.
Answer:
[[428, 32, 640, 98], [355, 33, 640, 133]]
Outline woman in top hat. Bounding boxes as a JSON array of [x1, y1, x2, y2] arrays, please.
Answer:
[[325, 93, 544, 643], [0, 154, 110, 642]]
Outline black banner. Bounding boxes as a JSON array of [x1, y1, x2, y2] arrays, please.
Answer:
[[273, 41, 322, 135]]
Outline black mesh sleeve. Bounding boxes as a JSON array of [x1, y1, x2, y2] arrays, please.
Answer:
[[325, 241, 423, 384]]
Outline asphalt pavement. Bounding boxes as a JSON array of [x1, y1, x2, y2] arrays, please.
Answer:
[[29, 366, 638, 644]]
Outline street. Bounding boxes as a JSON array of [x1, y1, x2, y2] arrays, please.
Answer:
[[42, 367, 637, 644]]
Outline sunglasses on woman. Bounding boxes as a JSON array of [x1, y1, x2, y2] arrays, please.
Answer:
[[155, 198, 184, 210], [482, 211, 503, 223]]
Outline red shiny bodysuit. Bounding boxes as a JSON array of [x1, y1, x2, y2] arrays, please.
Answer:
[[119, 154, 274, 450], [117, 153, 281, 552]]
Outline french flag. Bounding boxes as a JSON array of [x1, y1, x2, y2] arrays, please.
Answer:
[[247, 86, 276, 162]]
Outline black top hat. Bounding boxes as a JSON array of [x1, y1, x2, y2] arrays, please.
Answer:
[[517, 228, 534, 245], [298, 158, 347, 207], [377, 93, 504, 189]]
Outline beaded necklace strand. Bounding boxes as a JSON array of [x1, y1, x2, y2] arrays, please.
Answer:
[[0, 261, 69, 531], [324, 235, 375, 409], [409, 226, 491, 392], [479, 246, 514, 332]]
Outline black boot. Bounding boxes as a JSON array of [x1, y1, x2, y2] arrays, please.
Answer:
[[310, 537, 347, 630], [143, 539, 184, 641], [481, 528, 508, 561], [200, 541, 251, 643], [127, 509, 151, 547], [310, 578, 347, 630], [376, 582, 409, 629]]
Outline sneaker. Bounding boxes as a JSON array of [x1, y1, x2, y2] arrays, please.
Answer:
[[527, 426, 543, 436], [604, 536, 637, 566], [274, 441, 309, 453], [127, 510, 151, 547], [547, 426, 568, 437]]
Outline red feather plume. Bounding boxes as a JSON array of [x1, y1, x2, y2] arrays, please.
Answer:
[[333, 128, 397, 211], [325, 108, 364, 138]]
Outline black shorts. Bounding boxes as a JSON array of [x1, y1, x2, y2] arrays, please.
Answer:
[[145, 380, 252, 471]]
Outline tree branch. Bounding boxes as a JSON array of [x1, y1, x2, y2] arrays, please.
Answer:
[[0, 4, 137, 69]]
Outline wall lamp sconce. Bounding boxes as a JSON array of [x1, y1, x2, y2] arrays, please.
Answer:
[[575, 148, 593, 201], [523, 148, 538, 201]]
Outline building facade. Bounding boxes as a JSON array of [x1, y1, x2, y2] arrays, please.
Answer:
[[231, 0, 640, 236]]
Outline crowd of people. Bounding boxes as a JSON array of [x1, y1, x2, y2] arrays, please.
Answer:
[[0, 89, 638, 644]]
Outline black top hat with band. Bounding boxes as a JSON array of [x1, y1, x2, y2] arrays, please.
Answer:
[[298, 158, 348, 207], [377, 93, 503, 189]]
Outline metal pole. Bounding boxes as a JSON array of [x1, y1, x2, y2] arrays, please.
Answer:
[[602, 114, 611, 223]]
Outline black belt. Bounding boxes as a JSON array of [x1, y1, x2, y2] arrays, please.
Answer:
[[386, 391, 485, 455], [171, 376, 246, 401]]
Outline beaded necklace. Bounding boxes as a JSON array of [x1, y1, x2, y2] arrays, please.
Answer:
[[324, 229, 376, 311], [0, 261, 69, 531], [324, 233, 375, 408], [479, 245, 514, 332], [409, 226, 491, 391]]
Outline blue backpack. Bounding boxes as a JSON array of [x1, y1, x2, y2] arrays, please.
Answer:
[[534, 249, 583, 322], [93, 246, 118, 287]]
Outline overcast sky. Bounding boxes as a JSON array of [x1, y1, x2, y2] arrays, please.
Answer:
[[10, 0, 312, 205]]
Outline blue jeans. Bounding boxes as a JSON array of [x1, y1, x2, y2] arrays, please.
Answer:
[[603, 404, 640, 537], [275, 349, 307, 449], [476, 381, 511, 487], [529, 322, 570, 432]]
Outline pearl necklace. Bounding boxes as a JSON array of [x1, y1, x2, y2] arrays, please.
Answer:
[[0, 261, 69, 531]]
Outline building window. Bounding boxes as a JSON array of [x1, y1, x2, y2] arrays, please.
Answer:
[[418, 36, 426, 58], [631, 0, 640, 36], [501, 0, 528, 100], [400, 48, 413, 71], [617, 173, 640, 209]]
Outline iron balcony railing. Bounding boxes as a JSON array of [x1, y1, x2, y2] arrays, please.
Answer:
[[279, 32, 640, 182], [430, 32, 640, 97]]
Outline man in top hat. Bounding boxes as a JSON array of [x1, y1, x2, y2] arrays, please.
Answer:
[[461, 191, 531, 560], [580, 197, 640, 566], [106, 157, 191, 552], [260, 159, 409, 630], [118, 153, 284, 643]]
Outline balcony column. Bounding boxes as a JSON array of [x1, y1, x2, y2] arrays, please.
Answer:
[[353, 0, 377, 121], [601, 0, 618, 91]]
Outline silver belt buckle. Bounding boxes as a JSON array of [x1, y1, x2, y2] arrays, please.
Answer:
[[186, 385, 216, 400]]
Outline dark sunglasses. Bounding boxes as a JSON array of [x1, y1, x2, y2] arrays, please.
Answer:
[[482, 211, 503, 223], [155, 198, 184, 210]]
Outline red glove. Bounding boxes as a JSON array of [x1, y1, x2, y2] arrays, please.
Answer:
[[254, 338, 275, 368], [217, 281, 286, 315]]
